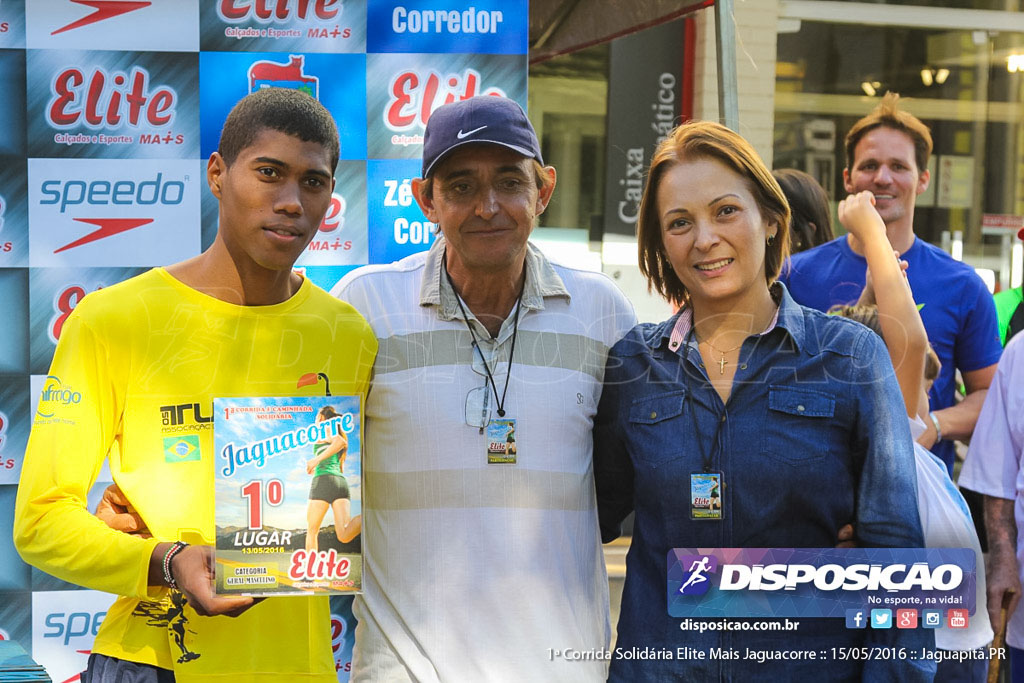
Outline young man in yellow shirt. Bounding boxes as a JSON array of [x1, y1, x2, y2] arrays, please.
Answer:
[[14, 88, 376, 682]]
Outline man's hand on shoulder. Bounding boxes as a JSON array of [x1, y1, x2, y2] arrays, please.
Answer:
[[95, 484, 150, 537]]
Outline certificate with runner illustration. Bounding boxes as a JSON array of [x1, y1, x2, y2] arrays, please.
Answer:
[[213, 395, 363, 596]]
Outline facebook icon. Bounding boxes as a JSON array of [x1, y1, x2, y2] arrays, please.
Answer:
[[845, 609, 866, 629]]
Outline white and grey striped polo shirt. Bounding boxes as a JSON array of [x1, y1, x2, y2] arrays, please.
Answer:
[[333, 236, 636, 683]]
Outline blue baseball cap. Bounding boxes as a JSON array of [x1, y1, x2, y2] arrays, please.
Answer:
[[421, 96, 543, 178]]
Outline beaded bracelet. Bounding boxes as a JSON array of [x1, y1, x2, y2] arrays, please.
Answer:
[[163, 541, 189, 590]]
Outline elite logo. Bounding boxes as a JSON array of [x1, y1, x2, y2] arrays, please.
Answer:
[[248, 54, 318, 98], [385, 68, 505, 132], [218, 0, 342, 23], [51, 1, 152, 36], [47, 65, 177, 131], [677, 554, 717, 596]]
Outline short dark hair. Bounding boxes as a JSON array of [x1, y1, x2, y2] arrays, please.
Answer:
[[845, 92, 932, 173], [218, 88, 340, 172], [637, 120, 790, 306], [772, 168, 834, 253]]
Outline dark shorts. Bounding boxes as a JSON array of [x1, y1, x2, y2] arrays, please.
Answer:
[[82, 653, 175, 683], [309, 473, 349, 502]]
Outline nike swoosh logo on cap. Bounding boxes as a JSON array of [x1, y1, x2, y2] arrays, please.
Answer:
[[456, 125, 487, 139]]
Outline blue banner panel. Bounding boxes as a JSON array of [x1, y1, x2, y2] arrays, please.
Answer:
[[296, 161, 369, 266], [0, 375, 29, 485], [668, 548, 976, 618], [200, 0, 366, 53], [0, 269, 28, 373], [367, 0, 527, 54], [199, 50, 367, 160], [28, 267, 147, 375], [300, 265, 360, 294], [329, 595, 357, 679], [0, 588, 31, 652], [365, 52, 526, 160], [0, 158, 28, 268], [0, 0, 25, 50], [0, 50, 25, 157], [0, 486, 30, 590], [367, 159, 436, 263], [27, 49, 200, 159]]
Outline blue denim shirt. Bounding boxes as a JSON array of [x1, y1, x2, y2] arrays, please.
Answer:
[[595, 284, 934, 681]]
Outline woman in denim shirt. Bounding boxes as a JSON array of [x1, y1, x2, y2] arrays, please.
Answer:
[[594, 121, 932, 681]]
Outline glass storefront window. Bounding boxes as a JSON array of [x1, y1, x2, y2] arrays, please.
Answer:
[[776, 16, 1024, 287]]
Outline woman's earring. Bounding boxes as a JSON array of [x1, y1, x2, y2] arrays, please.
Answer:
[[767, 233, 776, 246]]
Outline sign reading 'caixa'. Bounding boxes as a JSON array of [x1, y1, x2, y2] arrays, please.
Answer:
[[668, 548, 976, 618], [368, 0, 527, 54]]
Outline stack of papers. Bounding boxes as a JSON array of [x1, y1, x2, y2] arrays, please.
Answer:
[[0, 640, 50, 682]]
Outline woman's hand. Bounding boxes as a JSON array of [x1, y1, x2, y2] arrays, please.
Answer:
[[838, 191, 886, 242], [306, 459, 317, 475]]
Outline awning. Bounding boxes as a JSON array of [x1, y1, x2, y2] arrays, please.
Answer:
[[529, 0, 715, 64]]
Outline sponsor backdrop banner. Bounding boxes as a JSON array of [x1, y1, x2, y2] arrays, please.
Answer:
[[0, 1, 529, 680]]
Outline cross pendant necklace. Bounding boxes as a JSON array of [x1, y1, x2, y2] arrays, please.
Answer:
[[699, 337, 745, 375]]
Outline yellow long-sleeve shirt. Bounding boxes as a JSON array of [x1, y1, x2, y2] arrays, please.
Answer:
[[15, 268, 376, 681]]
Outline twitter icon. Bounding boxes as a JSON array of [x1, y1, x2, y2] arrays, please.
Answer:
[[871, 609, 892, 629]]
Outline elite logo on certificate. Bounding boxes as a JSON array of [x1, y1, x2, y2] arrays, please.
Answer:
[[214, 395, 363, 596]]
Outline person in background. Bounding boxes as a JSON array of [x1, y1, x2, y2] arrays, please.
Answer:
[[994, 226, 1024, 346], [595, 120, 932, 681], [781, 92, 1002, 476], [959, 333, 1024, 681], [833, 191, 993, 681], [772, 167, 835, 253]]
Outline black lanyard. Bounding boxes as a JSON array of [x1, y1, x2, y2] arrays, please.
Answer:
[[444, 258, 523, 419], [683, 328, 726, 474]]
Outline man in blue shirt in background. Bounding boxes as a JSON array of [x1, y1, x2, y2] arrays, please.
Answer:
[[781, 92, 1002, 476]]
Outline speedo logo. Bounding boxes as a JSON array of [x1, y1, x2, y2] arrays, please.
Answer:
[[40, 174, 185, 213]]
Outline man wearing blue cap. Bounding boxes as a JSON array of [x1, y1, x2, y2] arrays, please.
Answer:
[[332, 96, 636, 681]]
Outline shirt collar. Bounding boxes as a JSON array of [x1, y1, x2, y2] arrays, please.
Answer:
[[418, 234, 571, 321], [661, 282, 809, 356]]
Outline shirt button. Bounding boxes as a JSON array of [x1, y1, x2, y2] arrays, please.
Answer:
[[797, 405, 805, 412], [740, 364, 747, 370], [720, 415, 726, 423], [670, 341, 679, 349], [650, 411, 658, 419]]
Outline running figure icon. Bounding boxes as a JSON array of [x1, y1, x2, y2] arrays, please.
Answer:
[[678, 556, 712, 594]]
